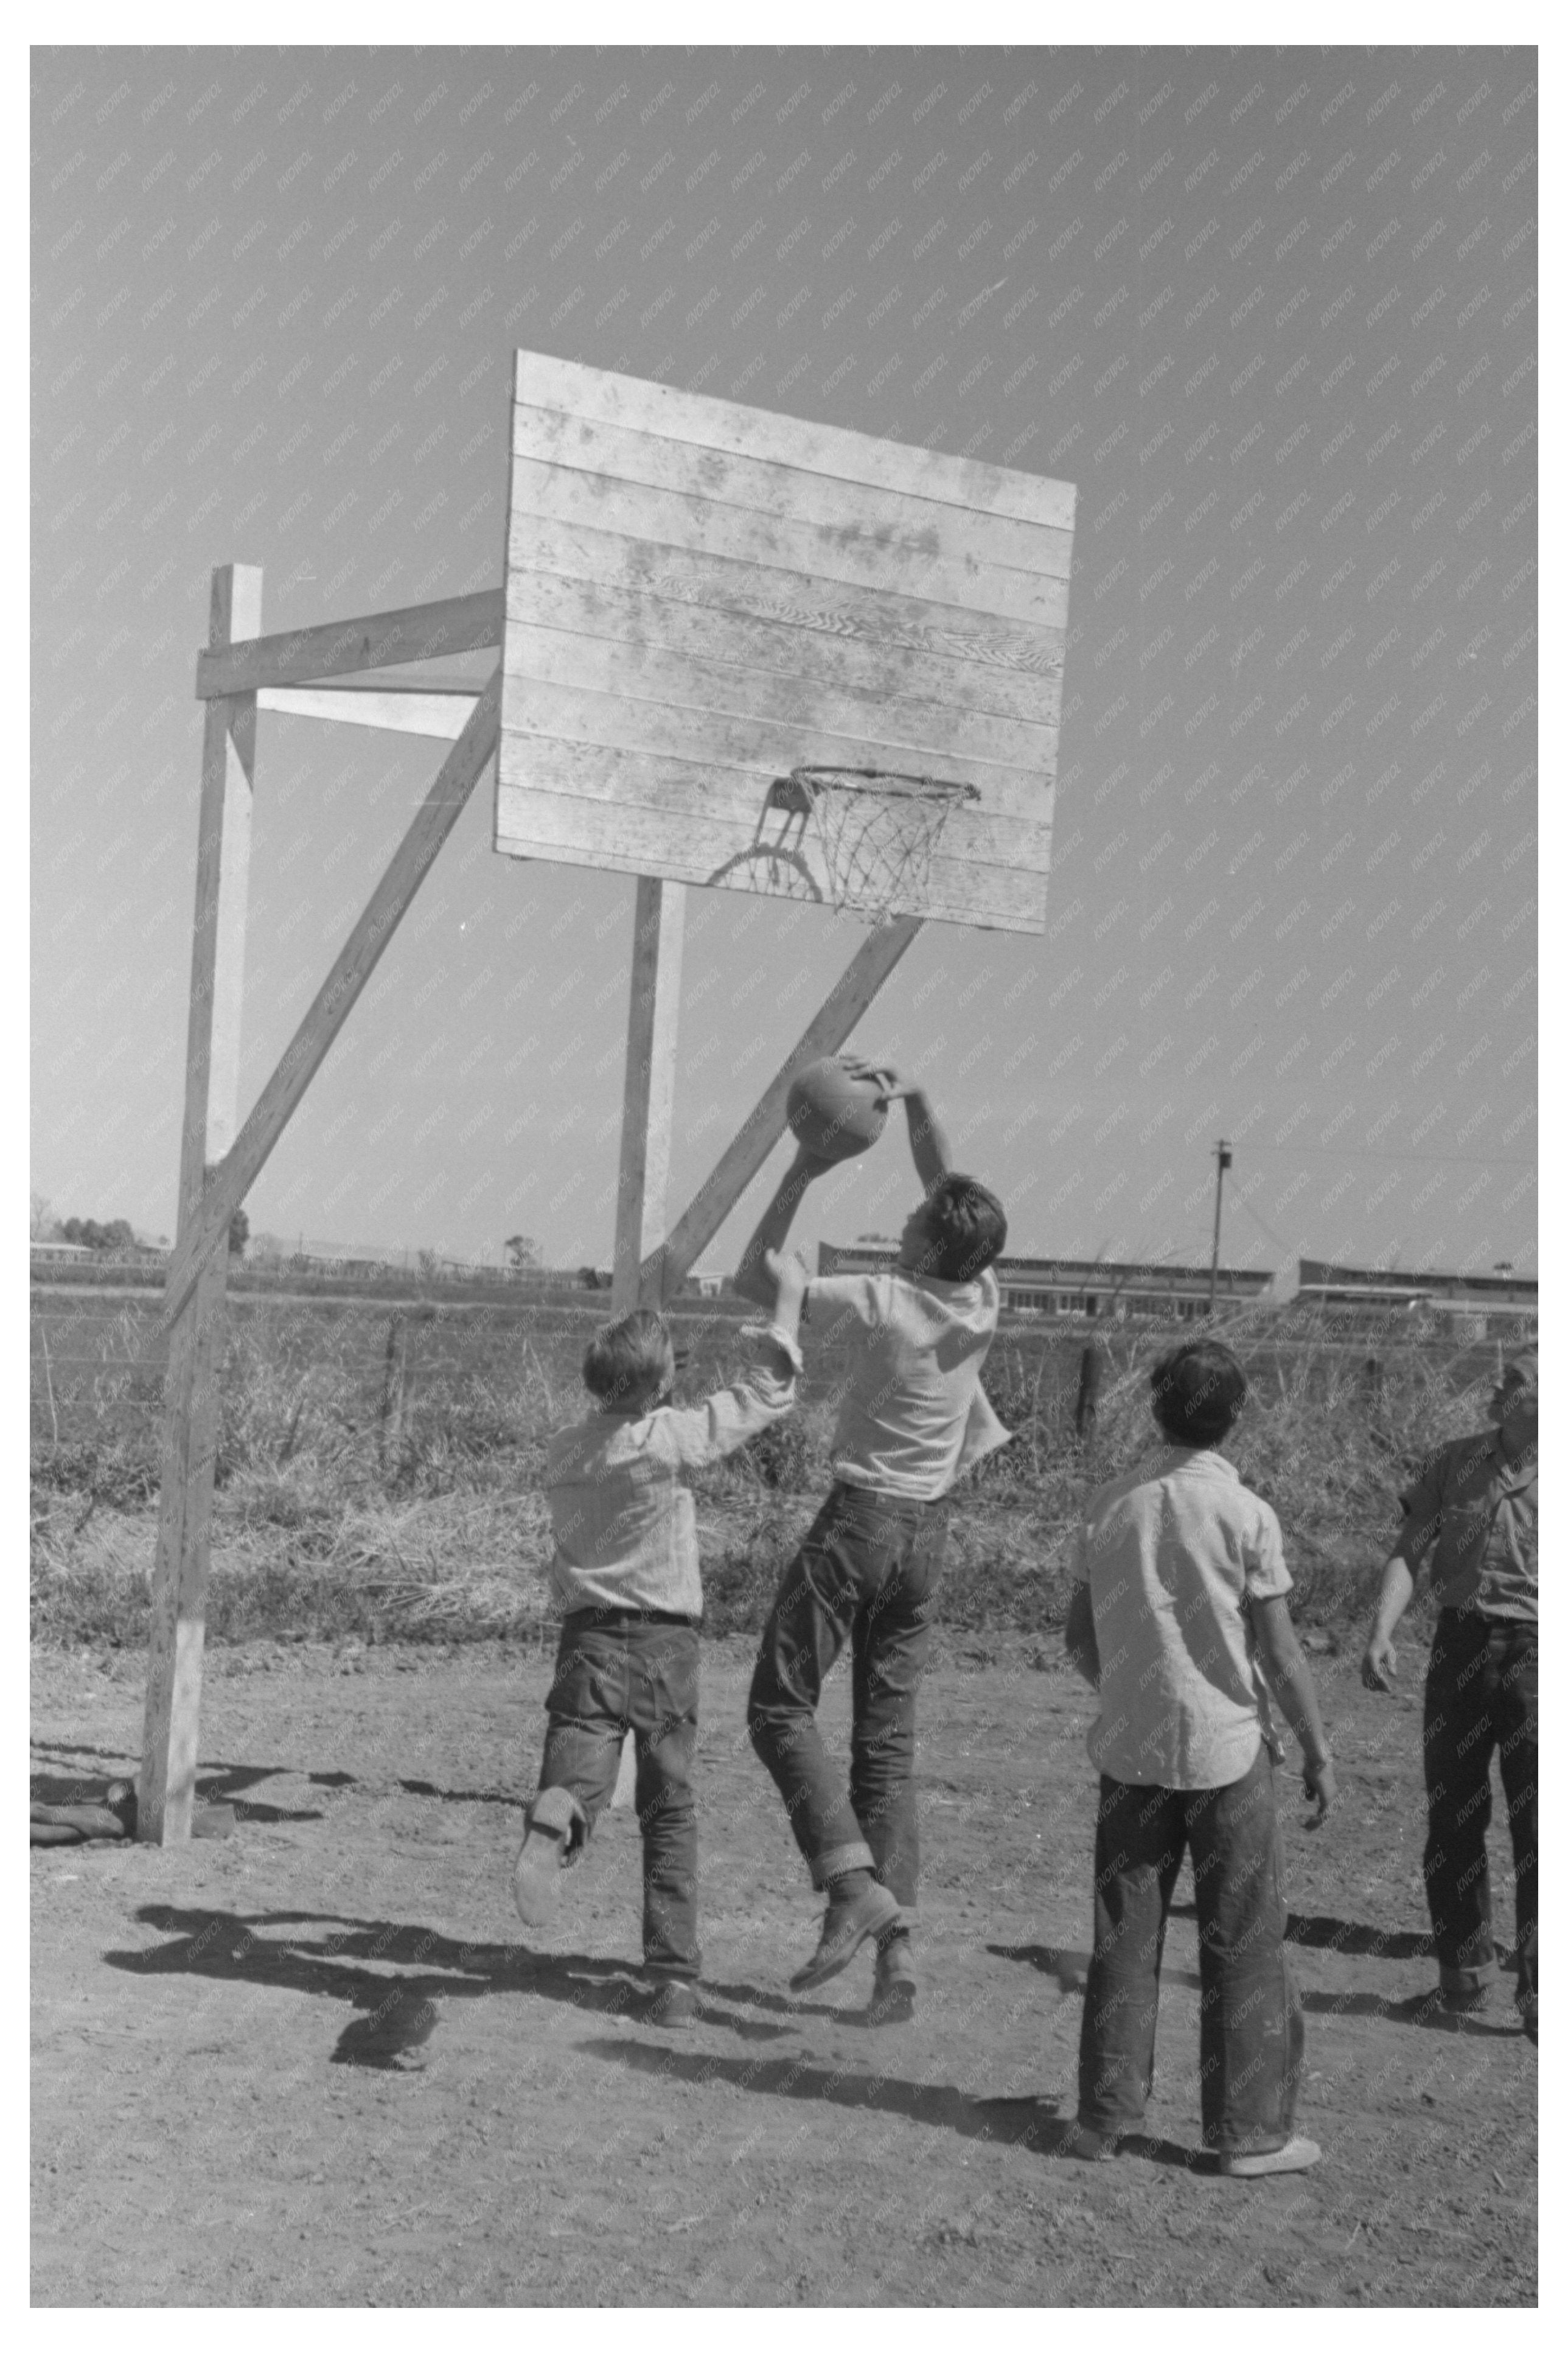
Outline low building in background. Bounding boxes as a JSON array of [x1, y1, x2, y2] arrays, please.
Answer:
[[1294, 1259, 1537, 1338], [816, 1242, 1274, 1321]]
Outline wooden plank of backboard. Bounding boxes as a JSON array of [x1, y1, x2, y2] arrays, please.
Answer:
[[643, 917, 925, 1301], [495, 778, 1047, 930], [495, 735, 1053, 848], [503, 627, 1059, 774], [507, 573, 1062, 727], [496, 776, 1048, 884], [517, 351, 1076, 533], [197, 589, 504, 698], [509, 514, 1068, 665], [496, 678, 1054, 810], [507, 455, 1062, 628], [512, 404, 1075, 583]]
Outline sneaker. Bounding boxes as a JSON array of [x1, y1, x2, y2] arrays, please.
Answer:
[[1062, 2119, 1122, 2163], [789, 1881, 902, 1992], [511, 1787, 579, 1926], [1219, 2135, 1322, 2178], [869, 1934, 917, 2024], [643, 1980, 700, 2027]]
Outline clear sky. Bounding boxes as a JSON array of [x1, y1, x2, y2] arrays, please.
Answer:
[[30, 43, 1536, 1280]]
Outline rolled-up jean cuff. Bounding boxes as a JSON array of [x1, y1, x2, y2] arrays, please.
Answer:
[[810, 1839, 876, 1890], [1440, 1957, 1500, 1996]]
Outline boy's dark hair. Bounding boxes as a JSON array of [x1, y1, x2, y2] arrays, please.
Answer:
[[918, 1173, 1008, 1282], [1150, 1340, 1248, 1445], [582, 1308, 675, 1408]]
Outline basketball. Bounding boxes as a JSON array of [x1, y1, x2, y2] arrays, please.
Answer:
[[786, 1057, 888, 1165]]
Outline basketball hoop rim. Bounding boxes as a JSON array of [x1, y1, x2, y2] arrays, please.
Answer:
[[773, 766, 981, 813]]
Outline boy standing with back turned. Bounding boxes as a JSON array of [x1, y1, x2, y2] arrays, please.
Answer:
[[1064, 1340, 1337, 2173], [734, 1057, 1011, 2015]]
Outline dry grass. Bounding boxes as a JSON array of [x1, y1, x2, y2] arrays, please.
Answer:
[[30, 1298, 1493, 1651]]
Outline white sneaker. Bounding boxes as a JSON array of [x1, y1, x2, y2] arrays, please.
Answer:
[[1219, 2135, 1322, 2178]]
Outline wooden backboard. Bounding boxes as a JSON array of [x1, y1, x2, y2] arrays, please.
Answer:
[[497, 352, 1075, 932]]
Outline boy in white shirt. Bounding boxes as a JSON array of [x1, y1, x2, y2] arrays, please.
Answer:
[[1064, 1338, 1337, 2173], [734, 1060, 1010, 2015], [512, 1259, 804, 2025]]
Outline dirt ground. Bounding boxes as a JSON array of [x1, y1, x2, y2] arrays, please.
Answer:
[[32, 1637, 1536, 2307]]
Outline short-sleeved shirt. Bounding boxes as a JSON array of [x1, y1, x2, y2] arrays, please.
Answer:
[[1399, 1430, 1538, 1622], [545, 1336, 797, 1618], [1071, 1447, 1294, 1790], [804, 1265, 1009, 1502]]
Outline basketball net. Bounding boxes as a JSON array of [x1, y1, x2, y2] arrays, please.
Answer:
[[778, 767, 980, 924]]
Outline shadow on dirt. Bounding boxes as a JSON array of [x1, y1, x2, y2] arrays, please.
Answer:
[[579, 2038, 1210, 2171], [102, 1905, 808, 2067], [30, 1750, 324, 1826], [987, 1941, 1204, 1995]]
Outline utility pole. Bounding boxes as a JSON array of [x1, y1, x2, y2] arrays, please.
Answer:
[[1207, 1139, 1233, 1316]]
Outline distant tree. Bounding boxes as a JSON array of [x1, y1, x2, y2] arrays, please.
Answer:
[[30, 1190, 58, 1242], [504, 1233, 540, 1270], [60, 1217, 136, 1252], [228, 1207, 249, 1259], [416, 1248, 441, 1282]]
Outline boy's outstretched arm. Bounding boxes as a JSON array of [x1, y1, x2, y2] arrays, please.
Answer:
[[841, 1057, 952, 1192], [731, 1148, 823, 1310], [1248, 1593, 1337, 1825]]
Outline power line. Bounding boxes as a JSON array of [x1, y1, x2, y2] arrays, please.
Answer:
[[1241, 1142, 1534, 1170]]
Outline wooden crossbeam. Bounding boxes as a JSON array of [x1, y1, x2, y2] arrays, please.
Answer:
[[258, 685, 480, 738], [195, 588, 503, 699], [642, 915, 922, 1301], [160, 671, 502, 1333]]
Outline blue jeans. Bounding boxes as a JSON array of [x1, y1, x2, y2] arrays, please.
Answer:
[[1423, 1610, 1538, 2003], [537, 1610, 701, 1979], [747, 1482, 946, 1907], [1078, 1746, 1305, 2156]]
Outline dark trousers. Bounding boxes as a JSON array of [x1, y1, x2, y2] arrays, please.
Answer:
[[747, 1482, 946, 1907], [1423, 1609, 1538, 2004], [1078, 1746, 1305, 2157], [537, 1610, 701, 1979]]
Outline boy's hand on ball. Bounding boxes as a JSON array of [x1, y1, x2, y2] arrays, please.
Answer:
[[841, 1054, 911, 1103]]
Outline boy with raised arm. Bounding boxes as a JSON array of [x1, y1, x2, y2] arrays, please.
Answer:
[[733, 1057, 1011, 2015], [512, 1262, 804, 2026], [1064, 1339, 1336, 2174]]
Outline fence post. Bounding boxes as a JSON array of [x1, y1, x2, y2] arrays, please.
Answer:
[[379, 1313, 409, 1474], [1075, 1342, 1106, 1442]]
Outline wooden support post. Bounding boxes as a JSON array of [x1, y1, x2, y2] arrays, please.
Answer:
[[612, 877, 686, 1313], [140, 564, 262, 1844], [159, 673, 502, 1333], [641, 915, 922, 1302]]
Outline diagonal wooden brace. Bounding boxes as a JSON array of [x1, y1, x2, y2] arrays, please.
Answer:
[[640, 914, 922, 1302], [161, 670, 502, 1334]]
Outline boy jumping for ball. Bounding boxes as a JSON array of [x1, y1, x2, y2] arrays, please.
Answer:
[[1064, 1340, 1336, 2173], [733, 1058, 1011, 2015], [512, 1265, 804, 2025]]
